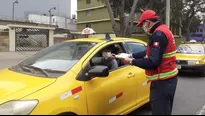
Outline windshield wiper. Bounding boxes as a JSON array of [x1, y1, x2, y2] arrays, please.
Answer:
[[44, 69, 67, 73], [20, 65, 50, 77]]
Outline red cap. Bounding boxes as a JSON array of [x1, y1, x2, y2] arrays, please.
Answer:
[[136, 10, 159, 27]]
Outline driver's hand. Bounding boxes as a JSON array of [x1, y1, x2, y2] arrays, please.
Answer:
[[105, 53, 115, 60], [122, 58, 133, 64]]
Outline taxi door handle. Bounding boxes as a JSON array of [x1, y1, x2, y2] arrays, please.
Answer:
[[127, 72, 135, 78]]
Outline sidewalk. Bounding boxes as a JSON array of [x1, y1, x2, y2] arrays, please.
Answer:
[[0, 52, 38, 69], [0, 51, 37, 59]]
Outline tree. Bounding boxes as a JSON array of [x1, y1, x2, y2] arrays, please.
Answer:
[[101, 0, 204, 39], [137, 0, 166, 22], [100, 0, 168, 37], [102, 0, 139, 37], [138, 0, 183, 32], [170, 0, 183, 36], [136, 0, 204, 39], [181, 0, 205, 40], [189, 16, 202, 33]]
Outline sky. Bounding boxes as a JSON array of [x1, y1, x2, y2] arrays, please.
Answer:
[[0, 0, 77, 19]]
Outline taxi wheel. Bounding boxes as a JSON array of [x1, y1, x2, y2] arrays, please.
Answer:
[[200, 70, 205, 77], [58, 112, 77, 115], [144, 102, 152, 110]]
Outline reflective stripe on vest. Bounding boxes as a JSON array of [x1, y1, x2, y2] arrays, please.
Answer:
[[163, 50, 177, 58], [146, 68, 178, 81]]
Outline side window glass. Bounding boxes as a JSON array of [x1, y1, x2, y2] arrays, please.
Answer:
[[126, 42, 146, 54], [89, 43, 127, 72]]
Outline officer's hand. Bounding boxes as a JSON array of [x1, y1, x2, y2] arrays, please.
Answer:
[[122, 58, 132, 65]]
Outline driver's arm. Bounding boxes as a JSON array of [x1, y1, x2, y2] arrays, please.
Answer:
[[91, 57, 104, 65]]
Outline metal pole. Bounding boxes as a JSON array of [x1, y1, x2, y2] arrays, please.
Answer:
[[48, 7, 56, 26], [203, 15, 205, 41], [58, 4, 60, 16], [12, 0, 18, 21], [12, 2, 15, 20], [65, 17, 67, 29], [166, 0, 170, 28], [49, 11, 51, 25]]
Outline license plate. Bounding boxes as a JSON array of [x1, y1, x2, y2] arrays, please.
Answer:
[[177, 65, 181, 69]]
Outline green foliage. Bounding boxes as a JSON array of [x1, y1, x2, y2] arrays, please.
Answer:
[[99, 0, 205, 37], [181, 0, 205, 34], [188, 16, 202, 33]]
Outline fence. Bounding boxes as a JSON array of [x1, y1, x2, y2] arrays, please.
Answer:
[[15, 27, 49, 51], [0, 28, 9, 52]]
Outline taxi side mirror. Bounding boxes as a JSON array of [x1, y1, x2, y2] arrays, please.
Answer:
[[87, 66, 109, 78]]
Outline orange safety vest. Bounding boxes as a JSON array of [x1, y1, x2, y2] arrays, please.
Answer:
[[145, 24, 178, 82]]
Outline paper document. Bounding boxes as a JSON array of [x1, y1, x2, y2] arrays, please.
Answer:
[[115, 53, 131, 59]]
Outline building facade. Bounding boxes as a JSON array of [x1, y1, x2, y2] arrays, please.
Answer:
[[189, 24, 205, 41], [77, 0, 143, 34], [27, 13, 76, 31], [77, 0, 181, 36]]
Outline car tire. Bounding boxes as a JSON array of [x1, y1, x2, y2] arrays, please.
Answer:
[[58, 112, 77, 115], [144, 102, 152, 110], [200, 70, 205, 77]]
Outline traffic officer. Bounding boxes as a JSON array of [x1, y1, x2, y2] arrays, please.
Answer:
[[122, 10, 178, 115]]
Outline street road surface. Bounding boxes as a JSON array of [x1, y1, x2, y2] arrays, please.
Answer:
[[1, 52, 205, 115], [130, 72, 205, 115]]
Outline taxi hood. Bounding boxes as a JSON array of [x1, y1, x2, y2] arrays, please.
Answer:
[[176, 53, 204, 61], [0, 69, 56, 104]]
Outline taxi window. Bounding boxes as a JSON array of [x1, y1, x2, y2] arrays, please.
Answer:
[[177, 45, 205, 54], [126, 42, 146, 54], [10, 42, 97, 78], [89, 43, 127, 71]]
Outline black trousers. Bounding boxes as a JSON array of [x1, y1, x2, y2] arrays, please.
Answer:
[[150, 76, 178, 115]]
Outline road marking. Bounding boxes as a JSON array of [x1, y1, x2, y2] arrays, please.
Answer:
[[196, 104, 205, 115]]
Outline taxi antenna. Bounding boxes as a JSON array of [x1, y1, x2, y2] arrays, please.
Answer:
[[105, 33, 111, 39], [102, 33, 113, 41]]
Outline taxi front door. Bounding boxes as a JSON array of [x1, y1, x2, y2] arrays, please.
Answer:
[[84, 65, 137, 115]]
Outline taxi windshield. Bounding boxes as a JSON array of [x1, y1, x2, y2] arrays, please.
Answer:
[[10, 41, 97, 77], [177, 45, 205, 54]]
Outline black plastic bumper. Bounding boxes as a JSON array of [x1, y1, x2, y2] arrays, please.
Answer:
[[178, 64, 205, 72]]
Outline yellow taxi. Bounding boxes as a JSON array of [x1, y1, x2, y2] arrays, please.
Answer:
[[0, 36, 150, 115], [176, 40, 205, 76]]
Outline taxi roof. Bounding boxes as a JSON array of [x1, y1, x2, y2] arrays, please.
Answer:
[[180, 43, 205, 46], [181, 43, 205, 46], [180, 40, 205, 46], [65, 37, 146, 44], [66, 38, 114, 43]]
